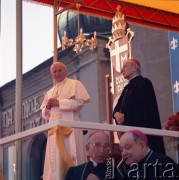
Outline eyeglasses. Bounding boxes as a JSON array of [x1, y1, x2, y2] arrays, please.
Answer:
[[89, 142, 111, 149]]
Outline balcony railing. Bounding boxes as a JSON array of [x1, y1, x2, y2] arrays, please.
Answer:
[[1, 120, 179, 147], [0, 120, 179, 180]]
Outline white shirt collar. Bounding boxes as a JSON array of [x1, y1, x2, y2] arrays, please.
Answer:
[[56, 77, 67, 86], [90, 158, 98, 167]]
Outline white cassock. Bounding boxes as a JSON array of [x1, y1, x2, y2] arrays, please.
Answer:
[[40, 78, 90, 180]]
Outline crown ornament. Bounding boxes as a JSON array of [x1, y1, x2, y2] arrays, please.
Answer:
[[106, 5, 135, 53], [112, 5, 127, 41]]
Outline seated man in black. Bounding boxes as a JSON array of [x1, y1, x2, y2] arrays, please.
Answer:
[[65, 130, 122, 180], [119, 129, 179, 179]]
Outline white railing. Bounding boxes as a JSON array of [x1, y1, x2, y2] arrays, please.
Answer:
[[0, 120, 179, 145], [0, 120, 179, 180]]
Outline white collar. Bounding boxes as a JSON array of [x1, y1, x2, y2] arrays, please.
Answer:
[[56, 77, 67, 86], [90, 158, 98, 167]]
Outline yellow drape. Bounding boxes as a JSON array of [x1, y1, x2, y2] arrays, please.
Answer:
[[121, 0, 179, 14], [48, 125, 74, 180]]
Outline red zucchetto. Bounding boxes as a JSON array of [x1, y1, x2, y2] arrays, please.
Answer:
[[130, 58, 141, 68], [128, 129, 148, 145]]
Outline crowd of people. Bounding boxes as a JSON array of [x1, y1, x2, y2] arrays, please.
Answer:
[[40, 60, 178, 180]]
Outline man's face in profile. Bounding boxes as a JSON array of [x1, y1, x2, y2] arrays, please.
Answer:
[[121, 60, 137, 80]]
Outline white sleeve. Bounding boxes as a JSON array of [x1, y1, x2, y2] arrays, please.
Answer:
[[41, 106, 51, 120], [59, 99, 85, 111]]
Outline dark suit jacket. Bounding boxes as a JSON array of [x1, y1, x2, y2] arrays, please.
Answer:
[[126, 150, 179, 179], [113, 75, 165, 154], [65, 160, 123, 180]]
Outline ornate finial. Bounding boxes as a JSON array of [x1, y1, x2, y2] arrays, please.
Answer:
[[76, 3, 81, 9], [115, 5, 123, 18], [106, 6, 129, 50], [116, 5, 121, 11], [62, 2, 97, 53], [112, 5, 127, 41]]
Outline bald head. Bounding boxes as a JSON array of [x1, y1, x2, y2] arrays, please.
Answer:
[[128, 129, 148, 145], [87, 130, 110, 144], [120, 132, 148, 146], [50, 62, 66, 73]]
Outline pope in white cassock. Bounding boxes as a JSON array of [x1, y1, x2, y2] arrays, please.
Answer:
[[40, 62, 91, 180]]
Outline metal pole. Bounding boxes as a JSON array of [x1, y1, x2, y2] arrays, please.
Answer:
[[177, 138, 179, 164], [15, 0, 22, 180], [0, 0, 1, 39], [0, 2, 3, 178], [53, 0, 58, 63], [105, 75, 114, 153]]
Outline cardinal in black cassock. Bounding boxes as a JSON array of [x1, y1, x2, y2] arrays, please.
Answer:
[[113, 59, 165, 154]]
